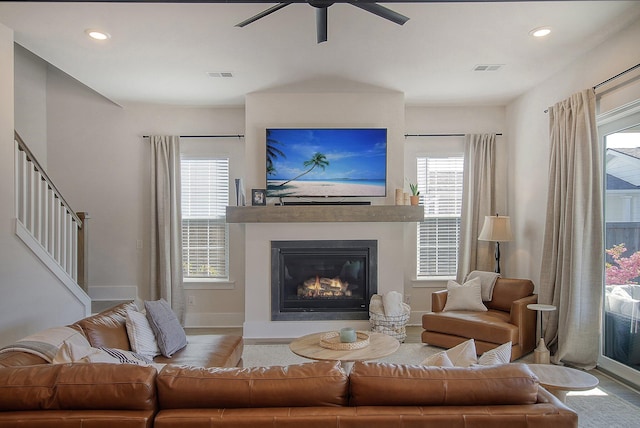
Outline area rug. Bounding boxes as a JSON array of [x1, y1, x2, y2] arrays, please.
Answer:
[[242, 343, 640, 428]]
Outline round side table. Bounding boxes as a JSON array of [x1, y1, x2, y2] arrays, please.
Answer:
[[527, 303, 556, 364]]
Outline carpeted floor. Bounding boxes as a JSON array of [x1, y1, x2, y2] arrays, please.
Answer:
[[242, 343, 640, 428]]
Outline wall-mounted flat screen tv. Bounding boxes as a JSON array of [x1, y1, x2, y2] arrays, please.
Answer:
[[266, 128, 387, 198]]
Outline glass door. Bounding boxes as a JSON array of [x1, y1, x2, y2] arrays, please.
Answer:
[[599, 103, 640, 387]]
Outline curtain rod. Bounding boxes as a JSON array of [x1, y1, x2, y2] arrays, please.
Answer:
[[142, 134, 244, 139], [593, 63, 640, 90], [404, 133, 502, 137], [544, 63, 640, 113]]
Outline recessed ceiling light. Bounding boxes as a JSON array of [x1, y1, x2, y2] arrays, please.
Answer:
[[85, 29, 110, 41], [530, 27, 551, 38]]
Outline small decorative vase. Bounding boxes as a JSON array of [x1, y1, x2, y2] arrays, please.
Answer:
[[339, 327, 357, 343], [410, 195, 420, 206]]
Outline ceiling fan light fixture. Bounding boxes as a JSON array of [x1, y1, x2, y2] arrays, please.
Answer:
[[529, 27, 551, 38], [236, 1, 409, 44], [85, 29, 111, 41]]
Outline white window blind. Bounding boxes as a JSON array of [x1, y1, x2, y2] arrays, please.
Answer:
[[417, 156, 464, 277], [181, 158, 229, 279]]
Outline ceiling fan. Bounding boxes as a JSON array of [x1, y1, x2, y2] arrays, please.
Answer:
[[235, 1, 409, 44]]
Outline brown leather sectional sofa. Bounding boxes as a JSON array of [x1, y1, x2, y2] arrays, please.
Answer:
[[0, 301, 577, 427], [0, 359, 577, 427], [0, 301, 244, 369]]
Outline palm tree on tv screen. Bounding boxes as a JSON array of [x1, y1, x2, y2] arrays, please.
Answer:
[[266, 130, 286, 175], [279, 152, 329, 186]]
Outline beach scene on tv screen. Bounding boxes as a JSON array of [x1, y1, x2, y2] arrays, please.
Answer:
[[266, 128, 387, 198]]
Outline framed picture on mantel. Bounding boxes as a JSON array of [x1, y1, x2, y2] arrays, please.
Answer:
[[252, 189, 266, 206]]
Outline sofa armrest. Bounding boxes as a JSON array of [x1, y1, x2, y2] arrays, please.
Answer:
[[510, 294, 538, 325], [431, 289, 448, 312], [511, 294, 538, 353]]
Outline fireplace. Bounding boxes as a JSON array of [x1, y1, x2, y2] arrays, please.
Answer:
[[271, 240, 377, 321]]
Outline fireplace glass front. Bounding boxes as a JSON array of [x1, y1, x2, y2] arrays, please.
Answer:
[[271, 240, 377, 321]]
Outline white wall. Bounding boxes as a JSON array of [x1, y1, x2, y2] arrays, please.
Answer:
[[43, 65, 246, 325], [14, 44, 47, 163], [0, 28, 86, 346], [506, 19, 640, 290]]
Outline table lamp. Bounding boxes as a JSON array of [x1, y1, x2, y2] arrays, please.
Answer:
[[478, 214, 513, 274]]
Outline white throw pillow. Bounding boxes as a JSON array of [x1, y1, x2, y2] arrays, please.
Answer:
[[443, 277, 487, 312], [126, 309, 161, 360], [422, 339, 478, 367], [421, 339, 512, 368], [444, 339, 479, 367], [421, 351, 455, 367], [477, 341, 512, 365]]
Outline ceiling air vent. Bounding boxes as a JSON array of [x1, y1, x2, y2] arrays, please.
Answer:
[[207, 72, 234, 78], [473, 64, 504, 72]]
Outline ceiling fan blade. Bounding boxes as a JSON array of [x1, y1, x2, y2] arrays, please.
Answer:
[[351, 3, 409, 26], [235, 2, 292, 28], [316, 7, 328, 43]]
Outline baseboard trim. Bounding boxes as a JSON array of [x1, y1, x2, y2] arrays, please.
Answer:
[[410, 311, 427, 326], [184, 311, 244, 328]]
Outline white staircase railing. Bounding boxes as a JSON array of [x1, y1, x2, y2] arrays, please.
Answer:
[[14, 131, 90, 310]]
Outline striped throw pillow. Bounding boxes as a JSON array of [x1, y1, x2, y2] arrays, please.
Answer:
[[125, 309, 161, 359]]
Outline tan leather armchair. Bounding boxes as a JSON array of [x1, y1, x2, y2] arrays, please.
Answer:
[[422, 278, 537, 361]]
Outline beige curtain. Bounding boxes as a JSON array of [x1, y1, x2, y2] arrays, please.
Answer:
[[540, 89, 603, 369], [457, 133, 497, 282], [150, 135, 186, 324]]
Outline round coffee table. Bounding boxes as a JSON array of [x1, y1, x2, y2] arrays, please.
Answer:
[[527, 364, 599, 403], [289, 331, 400, 371]]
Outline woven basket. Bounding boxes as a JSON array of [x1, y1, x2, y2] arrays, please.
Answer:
[[369, 302, 411, 342]]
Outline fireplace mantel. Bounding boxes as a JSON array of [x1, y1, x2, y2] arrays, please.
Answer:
[[226, 205, 423, 223]]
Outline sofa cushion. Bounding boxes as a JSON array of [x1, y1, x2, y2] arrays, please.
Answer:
[[486, 278, 534, 312], [423, 309, 518, 345], [72, 301, 137, 350], [153, 334, 243, 367], [0, 363, 157, 411], [349, 362, 539, 407], [443, 277, 488, 312], [145, 299, 188, 358], [157, 361, 348, 409]]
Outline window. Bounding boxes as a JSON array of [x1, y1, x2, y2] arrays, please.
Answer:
[[181, 158, 229, 280], [416, 156, 464, 277], [597, 100, 640, 387]]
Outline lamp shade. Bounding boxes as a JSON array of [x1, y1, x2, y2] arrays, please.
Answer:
[[478, 215, 513, 242]]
